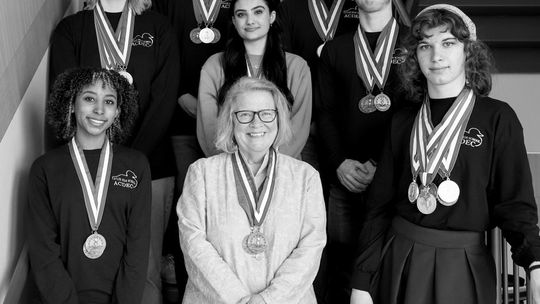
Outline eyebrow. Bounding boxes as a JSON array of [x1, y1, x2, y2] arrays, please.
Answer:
[[234, 5, 265, 12]]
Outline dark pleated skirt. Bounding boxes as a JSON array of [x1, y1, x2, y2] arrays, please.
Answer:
[[372, 217, 496, 304]]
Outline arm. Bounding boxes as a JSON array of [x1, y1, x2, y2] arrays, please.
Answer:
[[197, 57, 224, 157], [178, 93, 198, 118], [49, 17, 79, 89], [280, 56, 312, 159], [259, 171, 326, 303], [114, 156, 152, 304], [177, 161, 251, 303], [130, 23, 180, 156], [26, 160, 79, 304]]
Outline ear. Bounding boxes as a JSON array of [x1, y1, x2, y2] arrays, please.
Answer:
[[270, 11, 276, 25], [232, 15, 237, 27]]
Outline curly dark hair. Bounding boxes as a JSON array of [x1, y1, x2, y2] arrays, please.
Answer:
[[399, 8, 494, 102], [47, 67, 138, 144]]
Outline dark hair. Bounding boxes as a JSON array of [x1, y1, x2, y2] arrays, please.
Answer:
[[217, 0, 294, 107], [399, 8, 493, 102], [47, 67, 138, 144]]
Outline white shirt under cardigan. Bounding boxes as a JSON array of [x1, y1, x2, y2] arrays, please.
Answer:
[[178, 152, 326, 304]]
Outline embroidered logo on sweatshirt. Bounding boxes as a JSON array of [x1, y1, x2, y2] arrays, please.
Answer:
[[343, 6, 359, 19], [112, 170, 138, 189], [133, 33, 154, 47], [461, 128, 484, 148], [392, 47, 407, 65], [221, 0, 231, 9]]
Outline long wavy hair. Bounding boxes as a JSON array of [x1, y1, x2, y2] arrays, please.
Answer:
[[84, 0, 151, 15], [47, 67, 138, 145], [217, 0, 294, 107], [399, 8, 493, 102]]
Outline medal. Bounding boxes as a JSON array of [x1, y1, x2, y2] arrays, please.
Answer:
[[69, 138, 113, 259], [316, 43, 325, 57], [437, 179, 460, 206], [83, 232, 107, 259], [374, 92, 391, 111], [232, 149, 277, 256], [190, 28, 202, 44], [118, 70, 133, 84], [416, 184, 437, 214], [211, 28, 221, 43], [408, 180, 419, 203], [358, 94, 375, 113], [199, 27, 215, 44]]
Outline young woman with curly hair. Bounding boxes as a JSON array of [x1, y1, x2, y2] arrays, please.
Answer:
[[27, 67, 152, 304], [351, 5, 540, 304], [197, 0, 312, 159]]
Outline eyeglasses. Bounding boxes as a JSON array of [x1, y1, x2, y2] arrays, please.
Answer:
[[234, 109, 278, 124]]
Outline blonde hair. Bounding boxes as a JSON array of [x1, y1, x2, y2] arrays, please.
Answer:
[[84, 0, 152, 15], [215, 77, 292, 153]]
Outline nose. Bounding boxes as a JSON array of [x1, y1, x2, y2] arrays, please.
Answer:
[[93, 100, 104, 114], [431, 45, 443, 62], [249, 114, 263, 126], [246, 13, 254, 25]]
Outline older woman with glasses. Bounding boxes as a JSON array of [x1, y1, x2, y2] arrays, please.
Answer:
[[177, 76, 326, 304]]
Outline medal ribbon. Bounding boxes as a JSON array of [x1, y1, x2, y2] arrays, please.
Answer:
[[192, 0, 221, 26], [232, 149, 277, 226], [68, 138, 113, 232], [410, 88, 476, 186], [353, 19, 399, 91], [245, 55, 263, 79], [307, 0, 345, 42], [94, 1, 135, 70]]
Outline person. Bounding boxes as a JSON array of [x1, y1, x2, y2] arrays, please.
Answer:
[[27, 67, 151, 304], [315, 0, 408, 301], [197, 0, 312, 159], [178, 77, 326, 303], [48, 0, 180, 301], [351, 4, 540, 304], [151, 0, 233, 294]]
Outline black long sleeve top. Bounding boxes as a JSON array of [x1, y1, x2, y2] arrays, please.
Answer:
[[352, 96, 540, 290]]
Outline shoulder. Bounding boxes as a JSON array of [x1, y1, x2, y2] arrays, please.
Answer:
[[31, 145, 69, 172], [285, 52, 308, 68], [113, 145, 149, 164], [202, 52, 224, 70], [474, 96, 522, 127], [137, 9, 171, 27], [276, 153, 319, 180], [54, 10, 91, 32], [189, 152, 229, 172]]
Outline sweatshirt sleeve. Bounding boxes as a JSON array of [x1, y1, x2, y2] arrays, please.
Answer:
[[279, 54, 312, 159], [177, 161, 251, 303], [27, 160, 80, 304], [129, 21, 180, 156], [197, 55, 224, 157], [490, 103, 540, 267], [114, 154, 152, 304], [259, 171, 326, 303]]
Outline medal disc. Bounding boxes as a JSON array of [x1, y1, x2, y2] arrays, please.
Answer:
[[190, 28, 201, 44], [199, 27, 215, 44], [358, 94, 376, 113], [243, 228, 267, 255], [211, 28, 221, 43], [118, 70, 133, 84], [374, 93, 391, 112], [408, 181, 419, 203], [416, 185, 437, 214], [83, 233, 106, 259], [316, 43, 325, 57], [437, 179, 460, 206]]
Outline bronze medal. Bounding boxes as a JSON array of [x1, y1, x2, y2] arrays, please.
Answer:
[[211, 28, 221, 43], [199, 27, 215, 44], [408, 181, 419, 203], [83, 232, 107, 259], [358, 94, 376, 113], [190, 28, 202, 44], [437, 179, 460, 206], [243, 227, 267, 255], [374, 92, 391, 112]]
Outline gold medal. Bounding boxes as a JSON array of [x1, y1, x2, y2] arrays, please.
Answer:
[[199, 27, 215, 44], [408, 181, 419, 203], [374, 92, 391, 111], [437, 179, 460, 206], [118, 70, 133, 84], [190, 28, 202, 44], [211, 28, 221, 43], [83, 232, 107, 259], [243, 226, 267, 255], [358, 94, 376, 113]]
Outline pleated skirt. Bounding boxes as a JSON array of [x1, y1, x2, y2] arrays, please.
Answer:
[[372, 217, 496, 304]]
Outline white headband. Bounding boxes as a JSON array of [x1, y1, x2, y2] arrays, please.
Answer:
[[416, 4, 477, 41]]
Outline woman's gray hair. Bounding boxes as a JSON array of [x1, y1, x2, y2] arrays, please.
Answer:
[[215, 77, 292, 153], [84, 0, 151, 15]]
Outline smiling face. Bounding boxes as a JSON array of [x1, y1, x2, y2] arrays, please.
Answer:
[[416, 25, 467, 97], [232, 0, 276, 44], [233, 89, 278, 162], [74, 80, 119, 148]]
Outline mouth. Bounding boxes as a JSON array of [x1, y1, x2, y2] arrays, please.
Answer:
[[88, 118, 107, 127], [244, 27, 259, 32], [248, 132, 265, 137], [430, 66, 449, 72]]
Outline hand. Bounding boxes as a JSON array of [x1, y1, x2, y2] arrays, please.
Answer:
[[336, 159, 376, 193], [178, 93, 197, 118], [247, 294, 266, 304], [531, 268, 540, 303], [350, 288, 373, 304]]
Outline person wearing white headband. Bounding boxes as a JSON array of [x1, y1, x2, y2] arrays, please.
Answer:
[[351, 4, 540, 304]]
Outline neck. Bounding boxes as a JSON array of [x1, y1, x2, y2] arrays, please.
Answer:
[[240, 149, 267, 173], [100, 0, 126, 12], [427, 80, 466, 99], [244, 38, 267, 56], [75, 133, 106, 150], [358, 4, 393, 32]]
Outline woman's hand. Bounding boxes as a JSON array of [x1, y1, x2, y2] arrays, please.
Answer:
[[530, 268, 540, 303], [350, 288, 373, 304], [178, 93, 197, 118]]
